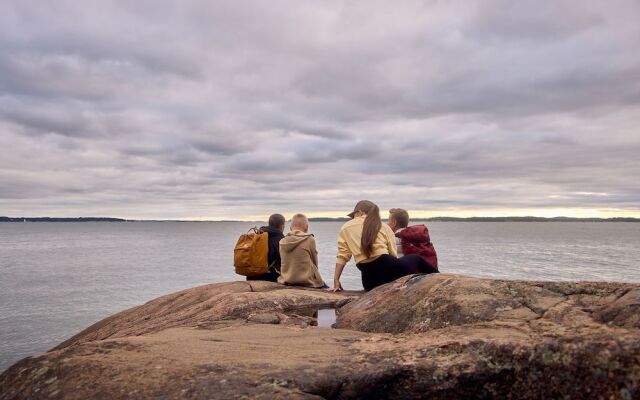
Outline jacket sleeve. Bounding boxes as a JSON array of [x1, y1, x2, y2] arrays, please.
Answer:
[[271, 235, 284, 270], [384, 225, 398, 257], [336, 228, 352, 265], [310, 236, 319, 267]]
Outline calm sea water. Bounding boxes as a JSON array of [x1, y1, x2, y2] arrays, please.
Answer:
[[1, 221, 639, 371]]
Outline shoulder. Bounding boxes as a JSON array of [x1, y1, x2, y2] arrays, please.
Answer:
[[339, 219, 358, 232], [381, 224, 395, 236], [405, 224, 426, 234]]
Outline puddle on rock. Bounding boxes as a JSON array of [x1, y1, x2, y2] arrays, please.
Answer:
[[316, 308, 337, 328], [286, 305, 338, 328]]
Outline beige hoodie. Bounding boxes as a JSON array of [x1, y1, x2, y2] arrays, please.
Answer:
[[278, 230, 324, 288]]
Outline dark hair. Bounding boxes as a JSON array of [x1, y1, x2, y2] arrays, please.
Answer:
[[360, 202, 381, 258], [389, 208, 409, 228], [268, 213, 285, 230]]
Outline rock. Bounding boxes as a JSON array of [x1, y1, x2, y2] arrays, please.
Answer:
[[246, 312, 281, 324], [51, 281, 359, 349], [1, 275, 638, 399], [591, 288, 640, 328], [334, 273, 639, 333]]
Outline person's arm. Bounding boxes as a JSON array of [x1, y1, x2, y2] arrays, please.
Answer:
[[328, 229, 351, 291], [310, 236, 318, 267], [272, 235, 284, 272], [385, 226, 398, 257], [327, 262, 346, 291]]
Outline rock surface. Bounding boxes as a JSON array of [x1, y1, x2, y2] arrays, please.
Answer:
[[1, 274, 639, 399]]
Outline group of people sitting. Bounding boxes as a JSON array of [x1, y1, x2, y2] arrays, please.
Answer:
[[248, 200, 439, 291]]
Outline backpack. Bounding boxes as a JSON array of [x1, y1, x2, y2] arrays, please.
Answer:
[[233, 227, 269, 277]]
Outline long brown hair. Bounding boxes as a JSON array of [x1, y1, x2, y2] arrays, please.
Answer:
[[360, 202, 381, 258]]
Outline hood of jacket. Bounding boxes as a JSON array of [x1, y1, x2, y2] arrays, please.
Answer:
[[279, 230, 314, 253], [395, 224, 431, 244], [260, 225, 285, 239]]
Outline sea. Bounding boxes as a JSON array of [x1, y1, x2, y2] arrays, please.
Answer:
[[1, 221, 639, 371]]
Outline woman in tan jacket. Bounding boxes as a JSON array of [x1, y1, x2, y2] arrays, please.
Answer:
[[278, 214, 326, 288], [328, 200, 435, 291]]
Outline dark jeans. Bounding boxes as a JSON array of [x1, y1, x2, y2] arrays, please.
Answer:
[[357, 254, 438, 291]]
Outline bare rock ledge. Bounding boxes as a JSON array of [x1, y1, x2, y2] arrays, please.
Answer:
[[1, 274, 639, 399]]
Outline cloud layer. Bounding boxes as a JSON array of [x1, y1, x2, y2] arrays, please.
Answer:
[[1, 0, 639, 219]]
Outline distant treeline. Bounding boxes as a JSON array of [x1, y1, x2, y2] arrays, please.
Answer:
[[0, 217, 127, 222], [308, 217, 350, 222], [310, 216, 640, 222], [2, 216, 638, 223], [309, 216, 640, 222], [415, 216, 640, 222]]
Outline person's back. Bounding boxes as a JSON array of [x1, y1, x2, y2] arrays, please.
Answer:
[[337, 214, 397, 266], [278, 214, 325, 288], [247, 213, 285, 282], [389, 208, 438, 270], [396, 225, 438, 269]]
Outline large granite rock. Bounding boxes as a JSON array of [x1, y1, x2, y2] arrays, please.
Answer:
[[336, 273, 640, 332], [1, 274, 638, 399]]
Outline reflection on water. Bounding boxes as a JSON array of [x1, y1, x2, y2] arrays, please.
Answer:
[[316, 308, 337, 328], [287, 305, 337, 328]]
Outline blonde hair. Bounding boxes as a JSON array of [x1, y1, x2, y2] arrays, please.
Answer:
[[290, 213, 309, 231]]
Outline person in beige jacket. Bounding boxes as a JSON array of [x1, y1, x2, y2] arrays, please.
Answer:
[[278, 214, 326, 288]]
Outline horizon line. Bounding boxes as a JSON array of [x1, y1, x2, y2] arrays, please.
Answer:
[[2, 215, 640, 222]]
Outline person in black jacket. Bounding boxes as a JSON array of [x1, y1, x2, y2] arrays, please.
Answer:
[[247, 213, 285, 282]]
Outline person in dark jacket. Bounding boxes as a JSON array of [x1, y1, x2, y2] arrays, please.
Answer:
[[247, 213, 285, 282], [388, 208, 438, 271]]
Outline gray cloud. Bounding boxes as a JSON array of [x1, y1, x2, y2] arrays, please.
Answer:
[[1, 0, 639, 219]]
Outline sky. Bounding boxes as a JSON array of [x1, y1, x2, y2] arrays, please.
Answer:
[[1, 1, 639, 220]]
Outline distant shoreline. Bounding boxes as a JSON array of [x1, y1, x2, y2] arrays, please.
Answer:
[[1, 216, 639, 223]]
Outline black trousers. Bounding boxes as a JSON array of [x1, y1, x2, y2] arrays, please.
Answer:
[[357, 254, 438, 291]]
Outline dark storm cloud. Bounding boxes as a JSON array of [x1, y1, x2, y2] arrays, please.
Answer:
[[1, 0, 639, 219]]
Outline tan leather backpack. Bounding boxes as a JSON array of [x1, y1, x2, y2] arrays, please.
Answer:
[[233, 227, 269, 277]]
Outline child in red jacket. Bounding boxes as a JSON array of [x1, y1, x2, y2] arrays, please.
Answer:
[[388, 208, 438, 270]]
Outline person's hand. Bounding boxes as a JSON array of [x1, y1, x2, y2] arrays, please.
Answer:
[[326, 282, 343, 292]]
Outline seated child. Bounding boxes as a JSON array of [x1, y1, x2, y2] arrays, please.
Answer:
[[246, 213, 285, 282], [278, 213, 326, 288], [388, 208, 439, 271]]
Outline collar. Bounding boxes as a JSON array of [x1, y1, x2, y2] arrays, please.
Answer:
[[287, 229, 312, 236]]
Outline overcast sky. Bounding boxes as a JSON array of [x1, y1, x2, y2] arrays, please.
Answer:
[[1, 1, 639, 220]]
